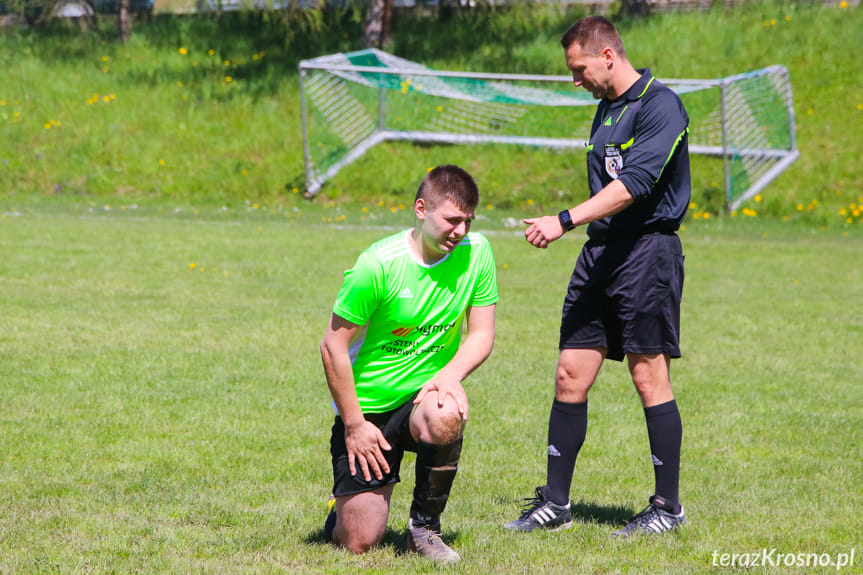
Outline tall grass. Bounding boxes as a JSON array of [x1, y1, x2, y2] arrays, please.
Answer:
[[1, 0, 862, 225]]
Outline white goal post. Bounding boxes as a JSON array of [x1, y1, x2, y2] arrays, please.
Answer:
[[299, 49, 798, 211]]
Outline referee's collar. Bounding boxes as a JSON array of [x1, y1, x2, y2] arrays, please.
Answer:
[[618, 68, 654, 102]]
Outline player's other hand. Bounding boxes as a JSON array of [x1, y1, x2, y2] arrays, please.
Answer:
[[523, 215, 564, 249], [414, 373, 469, 421], [344, 420, 392, 482]]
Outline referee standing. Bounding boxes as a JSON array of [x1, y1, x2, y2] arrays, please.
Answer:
[[504, 15, 691, 537]]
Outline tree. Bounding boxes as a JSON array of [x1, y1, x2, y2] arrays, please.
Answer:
[[117, 0, 130, 42], [362, 0, 394, 48]]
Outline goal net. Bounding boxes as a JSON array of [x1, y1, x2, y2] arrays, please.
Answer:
[[299, 49, 798, 211]]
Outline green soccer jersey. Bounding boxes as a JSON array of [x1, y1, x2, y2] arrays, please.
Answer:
[[333, 229, 498, 413]]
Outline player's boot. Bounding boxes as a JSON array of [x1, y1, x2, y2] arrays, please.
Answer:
[[610, 494, 686, 538], [504, 485, 573, 532], [406, 518, 461, 563], [324, 495, 337, 541]]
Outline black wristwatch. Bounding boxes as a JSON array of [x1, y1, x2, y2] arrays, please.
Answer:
[[558, 209, 576, 232]]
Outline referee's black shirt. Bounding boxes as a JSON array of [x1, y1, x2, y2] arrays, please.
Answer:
[[584, 69, 691, 242]]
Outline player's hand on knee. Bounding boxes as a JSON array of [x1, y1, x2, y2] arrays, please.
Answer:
[[345, 421, 392, 481], [415, 374, 469, 421]]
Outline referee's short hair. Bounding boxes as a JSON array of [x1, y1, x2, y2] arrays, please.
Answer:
[[416, 164, 479, 211], [560, 15, 626, 59]]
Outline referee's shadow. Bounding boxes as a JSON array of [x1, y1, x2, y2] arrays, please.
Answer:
[[570, 501, 634, 526]]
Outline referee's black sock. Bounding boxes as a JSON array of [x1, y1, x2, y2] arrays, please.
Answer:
[[546, 399, 587, 506], [644, 399, 682, 514]]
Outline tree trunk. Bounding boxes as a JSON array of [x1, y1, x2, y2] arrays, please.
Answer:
[[363, 0, 394, 48], [117, 0, 131, 43]]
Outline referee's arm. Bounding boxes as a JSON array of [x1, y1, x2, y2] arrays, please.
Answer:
[[523, 180, 634, 249]]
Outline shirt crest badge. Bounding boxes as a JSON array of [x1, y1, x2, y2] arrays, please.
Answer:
[[604, 144, 623, 179]]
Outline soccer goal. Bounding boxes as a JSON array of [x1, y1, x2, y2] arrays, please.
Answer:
[[299, 49, 798, 211]]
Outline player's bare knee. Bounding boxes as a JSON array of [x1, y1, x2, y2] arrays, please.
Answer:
[[335, 524, 384, 554], [428, 410, 465, 444]]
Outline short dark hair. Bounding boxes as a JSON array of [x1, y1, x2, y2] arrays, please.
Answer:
[[415, 164, 479, 211], [560, 16, 626, 58]]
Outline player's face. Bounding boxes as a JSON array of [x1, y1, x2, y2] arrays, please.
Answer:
[[565, 42, 613, 100], [416, 197, 474, 259]]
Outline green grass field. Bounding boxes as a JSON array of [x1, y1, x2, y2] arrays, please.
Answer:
[[1, 200, 860, 573]]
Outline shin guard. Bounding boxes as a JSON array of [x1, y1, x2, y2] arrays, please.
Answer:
[[410, 438, 463, 528]]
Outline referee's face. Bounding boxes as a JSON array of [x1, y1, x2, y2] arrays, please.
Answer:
[[416, 197, 475, 260], [565, 42, 613, 100]]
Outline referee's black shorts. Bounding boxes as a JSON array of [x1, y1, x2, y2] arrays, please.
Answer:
[[559, 232, 684, 362]]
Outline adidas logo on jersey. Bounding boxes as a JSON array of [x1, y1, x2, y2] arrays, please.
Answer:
[[398, 286, 414, 299]]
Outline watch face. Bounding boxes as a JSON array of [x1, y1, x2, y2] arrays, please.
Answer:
[[559, 210, 574, 230]]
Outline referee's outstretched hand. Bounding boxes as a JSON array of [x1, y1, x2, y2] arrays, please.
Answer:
[[523, 215, 565, 249]]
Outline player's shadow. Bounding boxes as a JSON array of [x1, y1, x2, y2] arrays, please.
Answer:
[[304, 526, 462, 556], [570, 501, 634, 526]]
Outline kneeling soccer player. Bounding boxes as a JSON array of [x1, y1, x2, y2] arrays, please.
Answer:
[[320, 165, 498, 562]]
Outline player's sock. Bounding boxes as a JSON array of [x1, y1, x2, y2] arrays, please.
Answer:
[[546, 399, 587, 506], [644, 399, 682, 514], [410, 438, 462, 527]]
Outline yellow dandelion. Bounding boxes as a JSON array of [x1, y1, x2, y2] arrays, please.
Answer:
[[225, 76, 233, 83], [785, 15, 791, 21], [292, 187, 299, 194], [103, 95, 111, 102], [378, 201, 384, 207], [362, 207, 368, 213], [179, 47, 188, 55], [770, 19, 776, 26], [754, 194, 762, 202], [858, 103, 863, 110], [794, 279, 800, 285], [159, 159, 166, 166], [0, 100, 5, 106], [398, 203, 405, 210], [528, 198, 534, 205], [437, 106, 443, 112], [257, 227, 263, 231], [44, 123, 52, 130], [209, 49, 215, 56], [189, 262, 196, 269], [807, 109, 813, 115], [503, 264, 509, 269], [848, 217, 854, 224], [252, 203, 259, 209], [486, 204, 494, 210], [102, 67, 109, 73], [703, 212, 711, 219], [840, 0, 848, 7], [688, 202, 696, 210], [177, 81, 183, 87], [102, 55, 109, 62], [796, 204, 804, 211], [242, 170, 248, 176], [742, 208, 757, 217], [224, 60, 231, 66], [840, 207, 848, 216]]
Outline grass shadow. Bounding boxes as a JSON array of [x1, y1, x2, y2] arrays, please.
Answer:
[[304, 524, 462, 557]]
